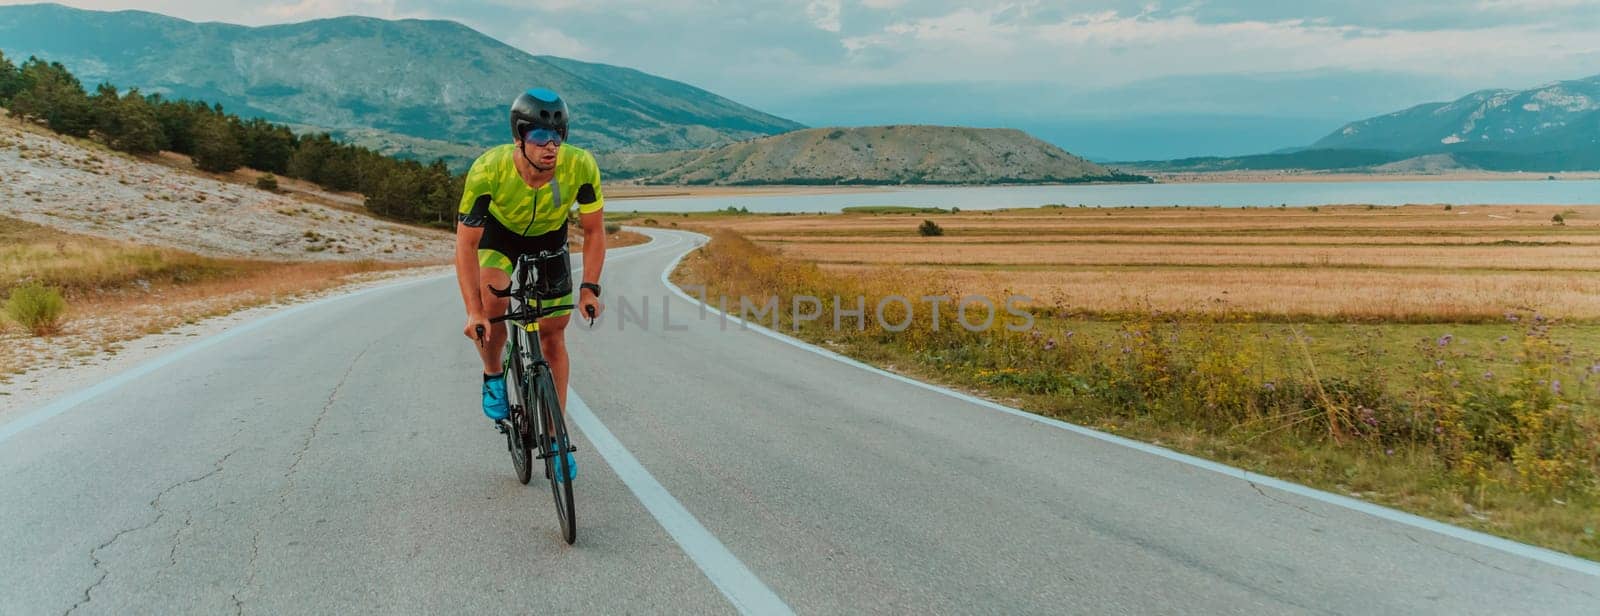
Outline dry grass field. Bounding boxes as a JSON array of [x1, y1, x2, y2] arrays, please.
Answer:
[[688, 204, 1600, 321]]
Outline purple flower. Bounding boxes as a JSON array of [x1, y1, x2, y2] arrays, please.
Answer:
[[1385, 449, 1394, 456], [1498, 335, 1509, 343], [1434, 425, 1443, 434], [1535, 314, 1547, 323], [1435, 359, 1446, 368], [1437, 334, 1454, 347], [1482, 371, 1494, 380], [1552, 380, 1562, 395], [1044, 338, 1056, 351], [1065, 331, 1076, 338], [1588, 363, 1599, 375], [1505, 312, 1520, 323], [1264, 382, 1276, 392]]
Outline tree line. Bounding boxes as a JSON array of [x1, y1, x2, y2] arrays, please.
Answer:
[[0, 51, 461, 227]]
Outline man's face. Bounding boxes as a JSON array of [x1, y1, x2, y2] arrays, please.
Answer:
[[521, 128, 562, 169]]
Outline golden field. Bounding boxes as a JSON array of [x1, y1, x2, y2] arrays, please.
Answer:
[[689, 204, 1600, 321]]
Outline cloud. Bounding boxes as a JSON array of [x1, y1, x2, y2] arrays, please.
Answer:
[[7, 0, 1598, 115], [836, 5, 1600, 90], [807, 0, 842, 32]]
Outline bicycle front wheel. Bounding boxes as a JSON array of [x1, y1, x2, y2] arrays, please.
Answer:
[[535, 366, 576, 545], [505, 329, 533, 485]]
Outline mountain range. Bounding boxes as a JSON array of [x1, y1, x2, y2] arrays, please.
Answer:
[[0, 3, 803, 164], [1134, 75, 1600, 172]]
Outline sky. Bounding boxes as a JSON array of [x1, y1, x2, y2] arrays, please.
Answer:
[[7, 1, 1600, 158]]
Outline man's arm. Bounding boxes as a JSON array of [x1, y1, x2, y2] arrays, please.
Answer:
[[454, 222, 486, 319], [579, 208, 605, 300]]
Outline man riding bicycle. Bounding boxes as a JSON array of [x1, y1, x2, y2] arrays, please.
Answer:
[[454, 88, 605, 481]]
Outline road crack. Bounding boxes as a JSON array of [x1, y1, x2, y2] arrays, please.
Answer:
[[231, 343, 371, 615], [1246, 481, 1325, 518], [280, 345, 370, 496], [1401, 533, 1596, 599], [66, 447, 240, 616]]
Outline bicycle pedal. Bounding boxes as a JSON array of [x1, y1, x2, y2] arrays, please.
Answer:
[[494, 421, 508, 434]]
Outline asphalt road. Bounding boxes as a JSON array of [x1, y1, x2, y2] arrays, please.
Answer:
[[2, 228, 1596, 615]]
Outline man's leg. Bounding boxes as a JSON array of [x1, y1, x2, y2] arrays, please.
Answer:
[[475, 267, 512, 421], [538, 312, 577, 481], [538, 313, 572, 411], [475, 267, 511, 373]]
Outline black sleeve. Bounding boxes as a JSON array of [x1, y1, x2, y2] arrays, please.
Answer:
[[576, 183, 598, 205], [458, 194, 491, 227]]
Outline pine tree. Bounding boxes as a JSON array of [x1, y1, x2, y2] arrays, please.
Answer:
[[111, 90, 167, 154], [9, 58, 94, 137], [0, 50, 22, 105], [192, 113, 244, 172]]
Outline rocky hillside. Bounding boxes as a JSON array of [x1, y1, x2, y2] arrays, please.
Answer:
[[604, 126, 1141, 185], [0, 112, 451, 261], [0, 4, 804, 161]]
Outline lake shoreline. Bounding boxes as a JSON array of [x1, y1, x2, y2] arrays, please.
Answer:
[[604, 179, 1600, 212], [608, 170, 1600, 201]]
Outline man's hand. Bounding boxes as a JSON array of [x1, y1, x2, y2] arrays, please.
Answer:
[[578, 288, 603, 325], [464, 312, 492, 346]]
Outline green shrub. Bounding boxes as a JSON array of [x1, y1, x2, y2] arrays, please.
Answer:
[[256, 173, 279, 191], [918, 219, 944, 237], [5, 282, 67, 336], [1552, 214, 1565, 225], [604, 222, 622, 234]]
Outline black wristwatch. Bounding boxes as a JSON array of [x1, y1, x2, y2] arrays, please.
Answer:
[[580, 282, 602, 298]]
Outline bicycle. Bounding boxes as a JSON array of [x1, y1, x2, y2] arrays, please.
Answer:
[[477, 249, 584, 545]]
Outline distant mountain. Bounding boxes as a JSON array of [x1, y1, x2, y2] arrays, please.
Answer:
[[1135, 75, 1600, 172], [602, 126, 1146, 185], [1313, 75, 1600, 153], [0, 3, 804, 163]]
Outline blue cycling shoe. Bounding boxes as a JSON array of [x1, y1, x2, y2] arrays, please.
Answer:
[[481, 373, 508, 421], [550, 436, 577, 483]]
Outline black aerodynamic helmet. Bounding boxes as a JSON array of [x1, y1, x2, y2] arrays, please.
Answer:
[[510, 88, 569, 141]]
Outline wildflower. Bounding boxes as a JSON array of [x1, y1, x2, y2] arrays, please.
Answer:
[[1534, 313, 1547, 323], [1498, 335, 1509, 343], [1385, 449, 1394, 456], [1505, 312, 1520, 323], [1044, 338, 1056, 351], [1435, 359, 1446, 368], [1264, 382, 1276, 393], [1437, 334, 1453, 347], [1065, 331, 1075, 338], [1552, 380, 1562, 395], [1589, 363, 1600, 375], [1482, 371, 1494, 380]]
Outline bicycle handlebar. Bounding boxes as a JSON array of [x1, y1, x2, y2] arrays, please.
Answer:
[[491, 304, 576, 324]]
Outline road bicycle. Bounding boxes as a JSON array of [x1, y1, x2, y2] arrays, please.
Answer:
[[478, 249, 582, 544]]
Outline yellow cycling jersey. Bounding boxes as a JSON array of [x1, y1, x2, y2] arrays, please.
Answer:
[[457, 143, 604, 237]]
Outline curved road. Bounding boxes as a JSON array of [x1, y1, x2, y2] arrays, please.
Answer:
[[2, 228, 1596, 614]]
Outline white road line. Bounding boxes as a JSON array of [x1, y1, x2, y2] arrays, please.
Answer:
[[0, 275, 447, 445], [647, 228, 1600, 578], [565, 389, 795, 615]]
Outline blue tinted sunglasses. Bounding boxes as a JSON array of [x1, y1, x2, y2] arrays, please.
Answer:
[[522, 127, 562, 146]]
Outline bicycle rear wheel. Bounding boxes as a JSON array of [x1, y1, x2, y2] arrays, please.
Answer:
[[535, 366, 576, 544]]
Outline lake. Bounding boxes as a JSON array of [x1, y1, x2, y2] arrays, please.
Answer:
[[608, 180, 1600, 213]]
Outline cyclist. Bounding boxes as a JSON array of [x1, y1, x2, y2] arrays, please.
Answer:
[[454, 88, 605, 482]]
